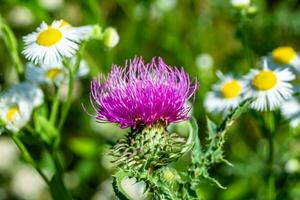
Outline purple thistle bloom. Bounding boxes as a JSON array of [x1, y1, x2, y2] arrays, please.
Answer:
[[90, 56, 198, 128]]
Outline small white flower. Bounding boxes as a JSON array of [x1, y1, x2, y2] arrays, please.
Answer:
[[285, 158, 299, 174], [26, 62, 67, 86], [103, 27, 119, 48], [154, 0, 177, 12], [281, 98, 300, 128], [7, 6, 34, 27], [243, 59, 295, 111], [230, 0, 251, 8], [0, 83, 43, 133], [22, 20, 80, 64], [38, 0, 64, 11], [196, 53, 214, 70], [0, 97, 32, 133], [8, 83, 44, 108], [26, 57, 89, 86], [204, 72, 244, 114], [269, 46, 300, 70], [121, 177, 147, 200]]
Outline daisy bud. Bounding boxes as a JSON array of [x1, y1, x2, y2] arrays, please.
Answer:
[[230, 0, 251, 9], [103, 27, 119, 48], [285, 158, 299, 174]]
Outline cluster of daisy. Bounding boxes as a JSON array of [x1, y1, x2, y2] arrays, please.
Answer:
[[205, 46, 300, 127], [0, 83, 43, 133], [0, 19, 119, 134]]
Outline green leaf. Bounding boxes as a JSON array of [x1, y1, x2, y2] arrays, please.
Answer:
[[189, 117, 202, 165], [49, 174, 72, 200], [189, 101, 250, 189], [35, 114, 59, 145], [181, 117, 199, 156], [206, 117, 217, 139]]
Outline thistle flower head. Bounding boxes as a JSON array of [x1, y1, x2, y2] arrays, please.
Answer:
[[90, 56, 198, 128]]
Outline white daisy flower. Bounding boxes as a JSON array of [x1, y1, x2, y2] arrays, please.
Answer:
[[204, 72, 244, 114], [8, 83, 44, 108], [230, 0, 251, 9], [281, 97, 300, 128], [26, 57, 89, 86], [269, 46, 300, 70], [0, 83, 44, 133], [26, 62, 67, 86], [22, 20, 80, 65], [243, 59, 295, 111], [0, 97, 32, 133]]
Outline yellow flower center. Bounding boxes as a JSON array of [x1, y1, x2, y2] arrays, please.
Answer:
[[272, 47, 297, 64], [37, 27, 62, 46], [221, 80, 241, 99], [47, 68, 61, 79], [59, 20, 71, 28], [252, 70, 277, 91], [6, 107, 19, 121]]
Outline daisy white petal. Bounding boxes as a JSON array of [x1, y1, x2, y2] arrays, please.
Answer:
[[281, 98, 300, 128], [204, 73, 244, 114], [243, 60, 295, 111], [0, 96, 32, 133], [26, 62, 67, 86], [58, 19, 93, 41], [22, 20, 80, 64]]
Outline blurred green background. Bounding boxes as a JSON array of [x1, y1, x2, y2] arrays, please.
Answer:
[[0, 0, 300, 199]]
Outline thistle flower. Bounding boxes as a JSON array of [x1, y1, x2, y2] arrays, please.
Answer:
[[90, 57, 197, 171], [90, 57, 198, 129]]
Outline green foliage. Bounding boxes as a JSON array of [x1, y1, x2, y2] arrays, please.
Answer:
[[49, 174, 72, 200], [189, 100, 251, 190], [112, 102, 250, 200]]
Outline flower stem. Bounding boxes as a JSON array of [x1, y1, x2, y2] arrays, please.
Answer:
[[0, 16, 24, 78], [239, 13, 254, 69], [10, 133, 50, 185], [58, 43, 86, 131], [50, 86, 61, 126], [263, 112, 276, 200], [267, 133, 275, 200]]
